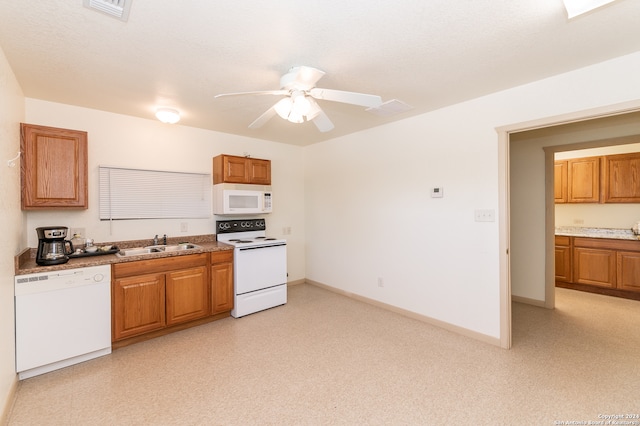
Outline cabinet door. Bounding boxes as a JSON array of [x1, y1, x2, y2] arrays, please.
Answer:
[[617, 251, 640, 292], [567, 157, 600, 203], [555, 245, 572, 282], [20, 123, 88, 209], [573, 247, 616, 288], [211, 262, 234, 314], [554, 161, 567, 203], [225, 156, 250, 183], [603, 153, 640, 203], [113, 273, 166, 341], [248, 158, 271, 185], [166, 266, 209, 325]]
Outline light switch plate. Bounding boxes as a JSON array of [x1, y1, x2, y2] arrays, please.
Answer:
[[474, 209, 495, 222], [431, 187, 444, 198]]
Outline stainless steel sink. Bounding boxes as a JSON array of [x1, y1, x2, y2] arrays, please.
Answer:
[[116, 243, 201, 257]]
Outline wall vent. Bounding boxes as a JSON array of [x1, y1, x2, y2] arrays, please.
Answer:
[[83, 0, 132, 22]]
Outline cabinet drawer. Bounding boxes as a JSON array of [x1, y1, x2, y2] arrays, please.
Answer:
[[211, 250, 233, 264], [114, 253, 208, 278], [555, 235, 571, 246]]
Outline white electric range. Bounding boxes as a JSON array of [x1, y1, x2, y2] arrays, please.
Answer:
[[216, 219, 287, 317]]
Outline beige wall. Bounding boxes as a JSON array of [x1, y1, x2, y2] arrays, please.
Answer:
[[306, 52, 640, 338], [0, 45, 24, 422]]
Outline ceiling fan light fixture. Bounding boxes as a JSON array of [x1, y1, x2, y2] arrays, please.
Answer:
[[287, 110, 304, 124], [305, 98, 322, 120], [274, 98, 293, 120], [292, 93, 311, 116], [155, 108, 180, 124]]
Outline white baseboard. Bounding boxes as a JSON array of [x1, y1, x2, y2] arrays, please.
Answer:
[[305, 279, 501, 347], [1, 375, 19, 425], [511, 295, 547, 307]]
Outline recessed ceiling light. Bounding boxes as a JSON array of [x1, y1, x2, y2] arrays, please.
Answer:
[[562, 0, 618, 19], [155, 108, 180, 124]]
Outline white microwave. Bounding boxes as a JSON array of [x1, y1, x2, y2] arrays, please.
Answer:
[[213, 184, 272, 215]]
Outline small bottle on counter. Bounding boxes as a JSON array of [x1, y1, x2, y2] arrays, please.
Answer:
[[70, 233, 85, 252]]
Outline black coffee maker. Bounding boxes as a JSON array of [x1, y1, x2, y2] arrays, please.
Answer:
[[36, 226, 74, 266]]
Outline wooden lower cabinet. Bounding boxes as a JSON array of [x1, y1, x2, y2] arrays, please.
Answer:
[[166, 266, 209, 325], [211, 250, 234, 314], [555, 236, 572, 282], [556, 236, 640, 300], [617, 251, 640, 292], [112, 252, 235, 345], [573, 247, 616, 288], [112, 273, 166, 341]]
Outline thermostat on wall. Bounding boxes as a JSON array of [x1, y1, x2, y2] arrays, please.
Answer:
[[431, 187, 444, 198]]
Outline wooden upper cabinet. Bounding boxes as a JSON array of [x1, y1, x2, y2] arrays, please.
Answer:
[[567, 156, 600, 203], [602, 152, 640, 203], [554, 161, 568, 203], [213, 154, 271, 185], [20, 123, 88, 209]]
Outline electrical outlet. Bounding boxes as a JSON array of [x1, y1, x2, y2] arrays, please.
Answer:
[[474, 209, 495, 222], [378, 277, 384, 288], [69, 227, 85, 237], [282, 227, 291, 235], [180, 222, 188, 232], [573, 219, 584, 225]]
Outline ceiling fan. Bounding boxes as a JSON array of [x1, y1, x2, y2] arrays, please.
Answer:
[[214, 66, 383, 132]]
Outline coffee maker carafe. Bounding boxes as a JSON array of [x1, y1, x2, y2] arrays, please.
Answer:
[[36, 226, 74, 266]]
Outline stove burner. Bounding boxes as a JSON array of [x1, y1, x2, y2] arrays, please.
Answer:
[[255, 237, 276, 240], [229, 239, 253, 243]]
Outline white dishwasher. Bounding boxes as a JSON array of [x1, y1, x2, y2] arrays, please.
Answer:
[[15, 264, 112, 380]]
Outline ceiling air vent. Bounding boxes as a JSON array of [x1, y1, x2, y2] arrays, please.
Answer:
[[83, 0, 132, 22], [366, 99, 412, 117]]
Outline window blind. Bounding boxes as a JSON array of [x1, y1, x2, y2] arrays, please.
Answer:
[[99, 166, 211, 220]]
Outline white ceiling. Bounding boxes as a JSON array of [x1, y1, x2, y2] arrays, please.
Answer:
[[1, 1, 639, 146]]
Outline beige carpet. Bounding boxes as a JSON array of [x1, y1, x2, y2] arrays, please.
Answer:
[[6, 284, 639, 425]]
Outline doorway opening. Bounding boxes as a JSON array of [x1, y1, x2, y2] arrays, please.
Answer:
[[498, 103, 640, 349]]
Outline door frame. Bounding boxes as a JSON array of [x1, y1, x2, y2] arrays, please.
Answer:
[[497, 99, 640, 349]]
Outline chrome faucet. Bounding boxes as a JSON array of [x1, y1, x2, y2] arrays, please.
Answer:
[[153, 234, 158, 245]]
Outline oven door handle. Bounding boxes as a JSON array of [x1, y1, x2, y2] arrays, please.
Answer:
[[238, 243, 287, 251]]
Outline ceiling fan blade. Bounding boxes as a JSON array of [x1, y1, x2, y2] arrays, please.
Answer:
[[308, 88, 382, 108], [311, 110, 335, 133], [215, 90, 288, 98], [248, 105, 277, 129]]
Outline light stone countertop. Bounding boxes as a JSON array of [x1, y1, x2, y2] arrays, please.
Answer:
[[555, 226, 640, 241], [15, 234, 234, 275]]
